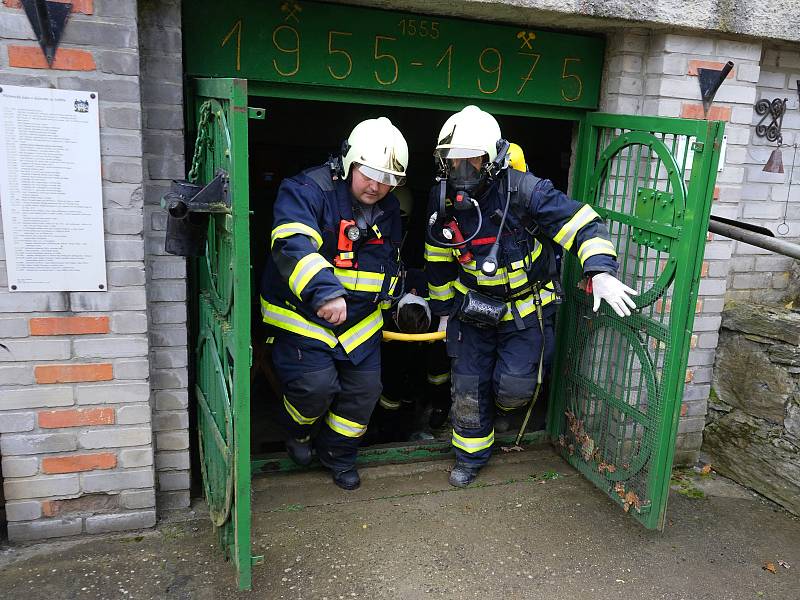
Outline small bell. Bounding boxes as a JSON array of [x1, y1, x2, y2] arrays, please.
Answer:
[[763, 148, 784, 174]]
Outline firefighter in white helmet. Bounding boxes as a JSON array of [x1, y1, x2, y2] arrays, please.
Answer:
[[260, 117, 408, 490], [425, 106, 637, 487]]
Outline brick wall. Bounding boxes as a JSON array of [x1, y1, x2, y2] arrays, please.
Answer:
[[602, 31, 763, 464], [727, 42, 800, 305], [0, 0, 156, 540], [137, 0, 190, 511]]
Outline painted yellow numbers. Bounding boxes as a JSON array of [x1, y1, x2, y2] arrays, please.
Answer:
[[374, 35, 399, 85], [327, 31, 353, 80]]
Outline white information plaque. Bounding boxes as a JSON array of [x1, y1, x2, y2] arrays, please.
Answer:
[[0, 85, 107, 292]]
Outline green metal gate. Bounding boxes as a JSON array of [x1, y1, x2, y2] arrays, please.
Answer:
[[190, 78, 256, 589], [548, 113, 725, 530]]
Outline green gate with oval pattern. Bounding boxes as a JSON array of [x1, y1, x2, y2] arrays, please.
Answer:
[[548, 113, 725, 530]]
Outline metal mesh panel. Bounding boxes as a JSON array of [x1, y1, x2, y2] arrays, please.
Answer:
[[553, 120, 711, 525]]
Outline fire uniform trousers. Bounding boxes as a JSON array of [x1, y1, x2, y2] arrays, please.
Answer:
[[425, 172, 618, 468], [260, 164, 402, 472]]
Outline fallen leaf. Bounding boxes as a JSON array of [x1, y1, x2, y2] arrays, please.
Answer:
[[614, 482, 626, 498], [501, 445, 524, 453], [778, 560, 791, 569], [700, 464, 712, 475], [763, 562, 777, 574]]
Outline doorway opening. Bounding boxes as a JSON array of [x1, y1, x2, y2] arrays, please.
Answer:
[[244, 96, 574, 463]]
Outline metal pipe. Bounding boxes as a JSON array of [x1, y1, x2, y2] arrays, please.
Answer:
[[708, 219, 800, 260]]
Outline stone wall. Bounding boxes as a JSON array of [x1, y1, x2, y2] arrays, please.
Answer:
[[0, 0, 155, 540], [138, 0, 190, 512], [727, 41, 800, 306], [704, 303, 800, 516]]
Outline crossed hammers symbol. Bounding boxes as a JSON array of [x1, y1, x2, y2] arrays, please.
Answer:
[[516, 31, 536, 50], [281, 1, 302, 23]]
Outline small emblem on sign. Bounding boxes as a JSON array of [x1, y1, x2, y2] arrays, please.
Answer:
[[74, 99, 89, 113], [516, 31, 536, 50]]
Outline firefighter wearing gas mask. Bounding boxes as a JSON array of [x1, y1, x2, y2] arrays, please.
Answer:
[[260, 117, 408, 490], [424, 106, 637, 487]]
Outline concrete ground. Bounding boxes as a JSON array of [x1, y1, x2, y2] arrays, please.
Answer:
[[0, 447, 798, 600]]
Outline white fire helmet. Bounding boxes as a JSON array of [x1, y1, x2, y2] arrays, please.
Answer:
[[434, 105, 502, 162], [341, 117, 408, 187]]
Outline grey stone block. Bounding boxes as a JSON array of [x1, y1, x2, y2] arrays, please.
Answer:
[[152, 348, 188, 369], [84, 509, 156, 534], [103, 182, 144, 209], [3, 474, 80, 500], [148, 281, 187, 302], [105, 212, 145, 236], [70, 290, 147, 312], [107, 263, 147, 286], [119, 447, 154, 468], [100, 105, 142, 130], [78, 425, 151, 449], [157, 490, 191, 510], [156, 430, 189, 451], [1, 456, 39, 478], [0, 292, 68, 312], [1, 386, 73, 410], [143, 131, 184, 156], [8, 518, 83, 542], [0, 411, 35, 433], [149, 302, 187, 324], [1, 433, 77, 456], [58, 77, 141, 104], [102, 158, 144, 184], [113, 358, 150, 380], [154, 390, 188, 410], [152, 410, 189, 432], [4, 500, 42, 522], [105, 238, 145, 262], [97, 50, 140, 76], [119, 489, 156, 510], [155, 450, 190, 471], [110, 312, 149, 334], [149, 258, 186, 280], [76, 381, 150, 406], [158, 471, 190, 491], [145, 106, 185, 130], [0, 364, 35, 386], [81, 468, 154, 493], [151, 367, 188, 390], [101, 132, 143, 157], [61, 21, 137, 48], [147, 156, 185, 180], [95, 0, 140, 18], [116, 404, 152, 425], [150, 325, 188, 347], [73, 337, 149, 360], [0, 317, 29, 338], [0, 340, 71, 362], [139, 26, 182, 54], [0, 13, 37, 40]]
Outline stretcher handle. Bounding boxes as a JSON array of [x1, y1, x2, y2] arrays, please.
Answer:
[[382, 331, 446, 342]]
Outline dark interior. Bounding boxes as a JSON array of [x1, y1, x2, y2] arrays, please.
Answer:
[[245, 97, 574, 455]]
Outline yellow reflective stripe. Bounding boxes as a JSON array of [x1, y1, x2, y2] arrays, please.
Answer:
[[340, 251, 354, 259], [326, 411, 367, 438], [260, 297, 338, 348], [510, 241, 543, 270], [271, 222, 323, 250], [379, 395, 401, 410], [288, 253, 332, 298], [338, 309, 383, 354], [379, 299, 393, 310], [283, 396, 318, 425], [371, 224, 382, 239], [578, 237, 617, 265], [553, 205, 599, 251], [452, 429, 495, 453], [425, 242, 454, 263], [495, 402, 516, 412], [429, 280, 456, 301], [388, 276, 399, 295], [427, 372, 450, 385], [334, 268, 385, 293], [507, 268, 528, 289]]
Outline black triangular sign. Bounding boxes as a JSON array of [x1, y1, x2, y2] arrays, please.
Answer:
[[21, 0, 72, 67]]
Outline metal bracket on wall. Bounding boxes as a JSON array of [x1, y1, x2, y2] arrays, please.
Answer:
[[21, 0, 72, 66], [697, 61, 734, 116]]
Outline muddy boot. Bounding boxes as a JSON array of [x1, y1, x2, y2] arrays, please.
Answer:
[[285, 435, 312, 466], [332, 467, 360, 491], [448, 462, 479, 488]]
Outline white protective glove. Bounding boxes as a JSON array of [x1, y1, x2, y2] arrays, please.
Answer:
[[437, 315, 449, 332], [591, 273, 638, 317]]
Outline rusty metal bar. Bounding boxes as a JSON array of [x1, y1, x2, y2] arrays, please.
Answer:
[[708, 216, 800, 260]]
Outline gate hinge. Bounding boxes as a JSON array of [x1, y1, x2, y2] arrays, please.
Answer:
[[252, 554, 265, 566], [249, 345, 253, 367], [248, 107, 266, 120], [691, 141, 704, 153]]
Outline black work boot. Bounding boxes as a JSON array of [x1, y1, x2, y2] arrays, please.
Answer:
[[428, 407, 448, 429], [448, 462, 479, 488], [285, 436, 312, 466], [332, 467, 360, 491]]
